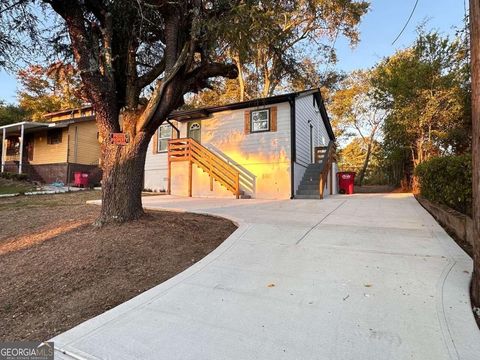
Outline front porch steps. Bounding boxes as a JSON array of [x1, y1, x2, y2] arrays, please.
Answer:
[[295, 163, 326, 199]]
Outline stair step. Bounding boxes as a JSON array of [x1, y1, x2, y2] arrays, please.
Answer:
[[298, 184, 322, 190], [300, 176, 321, 183], [296, 189, 320, 196], [295, 194, 322, 199], [302, 174, 322, 180]]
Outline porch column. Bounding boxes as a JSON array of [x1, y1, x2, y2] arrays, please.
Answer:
[[18, 124, 24, 174], [1, 128, 5, 173]]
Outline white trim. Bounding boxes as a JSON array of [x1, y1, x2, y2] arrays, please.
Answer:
[[1, 128, 5, 173], [250, 108, 270, 133], [0, 121, 49, 130], [157, 124, 172, 153], [18, 124, 24, 174]]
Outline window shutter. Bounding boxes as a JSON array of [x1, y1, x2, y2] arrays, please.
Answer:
[[152, 130, 158, 154], [270, 106, 277, 132], [244, 110, 251, 134]]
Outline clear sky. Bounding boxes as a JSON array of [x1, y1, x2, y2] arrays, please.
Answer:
[[0, 0, 468, 104], [333, 0, 467, 72]]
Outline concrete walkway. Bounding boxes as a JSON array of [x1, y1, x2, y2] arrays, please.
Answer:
[[53, 194, 480, 360]]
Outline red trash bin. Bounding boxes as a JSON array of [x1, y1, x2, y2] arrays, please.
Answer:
[[337, 172, 355, 194], [74, 172, 89, 187]]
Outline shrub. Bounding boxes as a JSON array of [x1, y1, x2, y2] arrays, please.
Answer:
[[414, 155, 472, 215], [0, 172, 29, 182], [15, 173, 28, 181]]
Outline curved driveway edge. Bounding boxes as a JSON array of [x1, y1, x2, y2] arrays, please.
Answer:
[[53, 194, 480, 360]]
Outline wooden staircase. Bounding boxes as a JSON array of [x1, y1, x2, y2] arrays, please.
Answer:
[[168, 138, 241, 198], [295, 141, 336, 199]]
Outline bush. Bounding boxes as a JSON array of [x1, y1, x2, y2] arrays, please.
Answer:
[[15, 173, 28, 181], [414, 155, 472, 215], [0, 172, 29, 182]]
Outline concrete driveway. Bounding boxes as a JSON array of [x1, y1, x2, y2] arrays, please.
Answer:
[[53, 194, 480, 359]]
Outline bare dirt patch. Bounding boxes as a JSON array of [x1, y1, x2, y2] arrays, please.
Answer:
[[0, 191, 237, 341]]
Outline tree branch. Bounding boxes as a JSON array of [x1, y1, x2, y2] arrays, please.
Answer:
[[185, 62, 238, 93], [136, 42, 191, 133], [138, 57, 166, 89]]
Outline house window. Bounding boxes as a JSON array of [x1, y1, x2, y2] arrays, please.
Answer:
[[47, 129, 63, 144], [6, 138, 19, 155], [250, 109, 270, 133], [157, 124, 172, 152], [188, 121, 201, 143]]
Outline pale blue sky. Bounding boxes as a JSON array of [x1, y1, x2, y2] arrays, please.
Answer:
[[0, 0, 467, 104]]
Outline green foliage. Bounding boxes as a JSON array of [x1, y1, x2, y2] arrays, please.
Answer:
[[338, 137, 388, 185], [373, 29, 471, 171], [17, 62, 84, 121], [0, 1, 42, 69], [0, 172, 29, 182], [0, 102, 28, 126], [414, 155, 472, 215], [192, 0, 369, 103]]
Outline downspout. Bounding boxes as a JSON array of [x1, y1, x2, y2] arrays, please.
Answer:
[[289, 97, 296, 199], [166, 120, 180, 138]]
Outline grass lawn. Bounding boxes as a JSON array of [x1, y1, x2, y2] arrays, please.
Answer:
[[0, 191, 237, 341], [0, 178, 36, 195]]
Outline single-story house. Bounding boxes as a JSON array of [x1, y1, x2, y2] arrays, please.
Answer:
[[144, 89, 338, 199], [0, 106, 102, 184]]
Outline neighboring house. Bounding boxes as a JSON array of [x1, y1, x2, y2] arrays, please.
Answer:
[[144, 89, 338, 199], [0, 106, 101, 184]]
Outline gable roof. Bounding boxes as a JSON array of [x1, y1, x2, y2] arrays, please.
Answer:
[[169, 89, 335, 140]]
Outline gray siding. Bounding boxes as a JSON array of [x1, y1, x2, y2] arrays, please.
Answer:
[[293, 94, 331, 195], [295, 93, 329, 167]]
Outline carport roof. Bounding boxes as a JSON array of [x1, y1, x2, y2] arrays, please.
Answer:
[[0, 121, 51, 134]]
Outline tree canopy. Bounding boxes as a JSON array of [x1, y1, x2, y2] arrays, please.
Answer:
[[17, 62, 84, 120], [188, 0, 369, 104], [330, 28, 471, 187], [0, 101, 28, 126], [329, 70, 386, 185], [374, 30, 471, 166]]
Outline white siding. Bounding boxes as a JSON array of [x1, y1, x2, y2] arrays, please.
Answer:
[[144, 150, 168, 192], [144, 102, 292, 199]]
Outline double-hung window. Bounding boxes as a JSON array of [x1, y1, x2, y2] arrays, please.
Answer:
[[157, 124, 172, 152], [250, 109, 270, 133]]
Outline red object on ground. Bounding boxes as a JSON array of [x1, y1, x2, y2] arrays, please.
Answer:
[[337, 172, 355, 194], [74, 172, 90, 187]]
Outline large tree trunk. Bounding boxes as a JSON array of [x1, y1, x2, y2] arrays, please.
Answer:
[[99, 141, 149, 224], [470, 0, 480, 309], [96, 109, 151, 224]]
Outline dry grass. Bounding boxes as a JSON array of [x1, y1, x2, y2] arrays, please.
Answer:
[[0, 191, 237, 341]]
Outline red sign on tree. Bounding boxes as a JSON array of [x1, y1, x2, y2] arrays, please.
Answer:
[[110, 133, 130, 145]]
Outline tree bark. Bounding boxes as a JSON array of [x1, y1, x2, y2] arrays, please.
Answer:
[[470, 0, 480, 308], [95, 108, 151, 224], [99, 142, 148, 224]]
